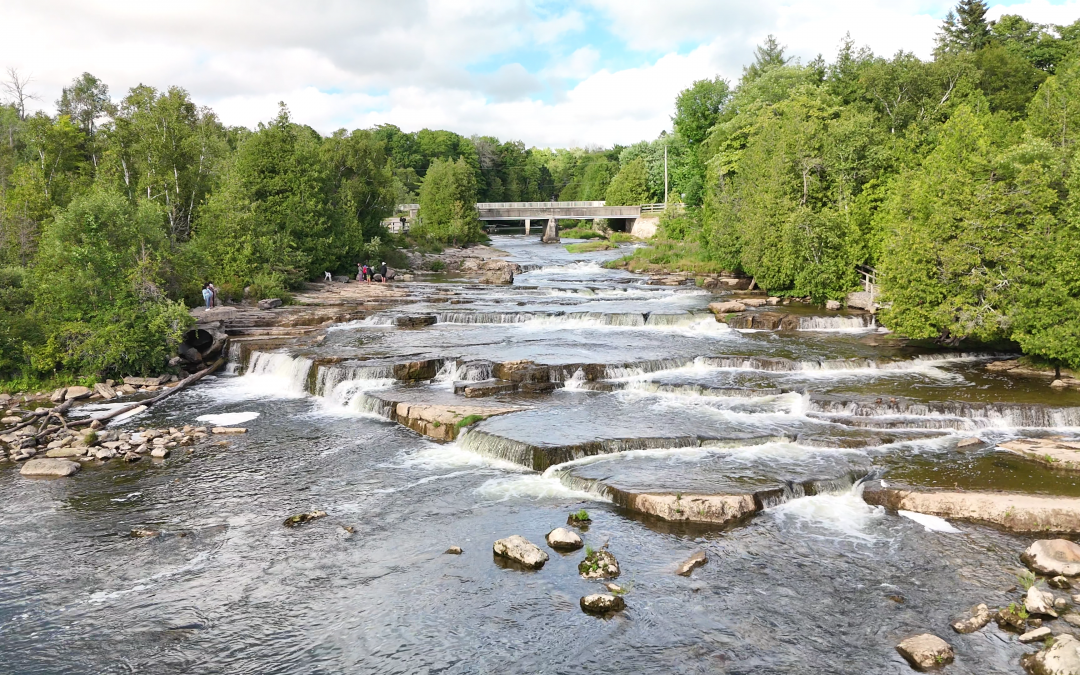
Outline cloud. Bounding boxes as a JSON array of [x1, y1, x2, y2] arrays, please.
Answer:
[[2, 0, 1078, 148]]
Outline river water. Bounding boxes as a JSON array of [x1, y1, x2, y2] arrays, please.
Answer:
[[3, 235, 1080, 674]]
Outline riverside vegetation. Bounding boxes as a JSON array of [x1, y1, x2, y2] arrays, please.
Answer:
[[2, 0, 1079, 385]]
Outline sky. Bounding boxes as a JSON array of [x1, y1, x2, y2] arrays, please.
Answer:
[[2, 0, 1079, 148]]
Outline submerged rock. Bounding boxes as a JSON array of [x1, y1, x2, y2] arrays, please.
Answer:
[[1002, 438, 1080, 470], [545, 527, 583, 551], [1022, 633, 1080, 675], [19, 458, 80, 477], [863, 488, 1080, 534], [283, 510, 327, 528], [951, 604, 990, 634], [1050, 576, 1073, 590], [444, 546, 463, 555], [895, 633, 954, 671], [580, 593, 625, 615], [997, 604, 1028, 633], [675, 551, 708, 576], [955, 437, 984, 450], [566, 511, 592, 529], [492, 535, 548, 569], [1023, 540, 1080, 576], [579, 549, 620, 579]]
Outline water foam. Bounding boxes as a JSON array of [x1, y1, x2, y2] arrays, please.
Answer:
[[898, 510, 961, 533], [196, 412, 260, 426], [766, 486, 886, 542]]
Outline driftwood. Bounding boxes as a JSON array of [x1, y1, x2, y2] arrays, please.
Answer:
[[68, 358, 226, 428], [0, 399, 75, 435]]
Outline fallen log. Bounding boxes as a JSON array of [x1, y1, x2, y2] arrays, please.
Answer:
[[68, 358, 226, 429], [0, 399, 74, 435]]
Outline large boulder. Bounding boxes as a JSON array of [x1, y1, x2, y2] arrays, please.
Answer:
[[478, 261, 516, 285], [1023, 539, 1080, 576], [895, 634, 954, 671], [64, 386, 92, 400], [93, 382, 117, 399], [257, 298, 283, 310], [580, 593, 625, 615], [545, 527, 583, 552], [20, 458, 80, 477], [493, 535, 548, 569], [1022, 633, 1080, 675]]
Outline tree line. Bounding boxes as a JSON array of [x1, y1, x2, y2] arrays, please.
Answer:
[[652, 2, 1080, 373]]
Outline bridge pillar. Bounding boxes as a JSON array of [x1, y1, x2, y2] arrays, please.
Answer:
[[524, 218, 530, 235], [541, 217, 560, 244]]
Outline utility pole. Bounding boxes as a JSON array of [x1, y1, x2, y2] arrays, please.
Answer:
[[664, 143, 669, 204]]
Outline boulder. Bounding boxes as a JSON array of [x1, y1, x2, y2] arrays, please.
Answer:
[[895, 634, 954, 671], [1, 416, 20, 424], [579, 549, 620, 579], [951, 604, 991, 634], [151, 446, 170, 459], [956, 437, 983, 449], [64, 386, 92, 400], [93, 382, 117, 400], [1064, 613, 1080, 627], [742, 298, 767, 307], [492, 535, 548, 569], [676, 550, 708, 576], [545, 527, 583, 551], [257, 298, 283, 310], [1022, 633, 1080, 675], [1026, 586, 1059, 618], [123, 375, 170, 387], [708, 301, 746, 314], [580, 593, 625, 615], [211, 427, 247, 434], [20, 458, 80, 477], [766, 297, 782, 306], [1023, 539, 1080, 576], [50, 388, 67, 403], [45, 447, 86, 458], [478, 262, 515, 285], [394, 315, 438, 328], [1051, 576, 1073, 590], [178, 344, 203, 364], [825, 299, 842, 310], [444, 546, 463, 555], [332, 275, 350, 284], [1020, 626, 1053, 643]]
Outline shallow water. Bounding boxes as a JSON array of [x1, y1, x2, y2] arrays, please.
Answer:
[[2, 235, 1077, 673]]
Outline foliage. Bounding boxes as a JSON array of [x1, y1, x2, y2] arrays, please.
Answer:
[[673, 76, 731, 146], [415, 157, 484, 245], [565, 241, 614, 253], [559, 226, 605, 239], [605, 158, 650, 206]]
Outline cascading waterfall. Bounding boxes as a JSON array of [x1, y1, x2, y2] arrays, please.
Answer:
[[807, 396, 1080, 429], [244, 351, 314, 396], [436, 360, 494, 383], [797, 315, 876, 331]]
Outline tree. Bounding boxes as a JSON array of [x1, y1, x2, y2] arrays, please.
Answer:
[[415, 157, 483, 245], [673, 77, 731, 146], [742, 35, 789, 83], [56, 73, 112, 167], [2, 68, 38, 121], [937, 0, 992, 53], [605, 158, 650, 206]]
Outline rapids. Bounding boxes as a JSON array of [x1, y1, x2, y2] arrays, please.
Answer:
[[2, 234, 1079, 673]]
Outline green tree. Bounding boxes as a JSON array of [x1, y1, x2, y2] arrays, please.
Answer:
[[415, 157, 483, 244], [605, 158, 650, 206], [937, 0, 992, 53], [742, 35, 789, 84], [673, 76, 730, 145]]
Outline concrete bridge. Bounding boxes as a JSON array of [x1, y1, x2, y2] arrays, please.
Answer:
[[384, 201, 663, 240]]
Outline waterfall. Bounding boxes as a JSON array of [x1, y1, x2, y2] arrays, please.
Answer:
[[244, 351, 314, 396], [458, 429, 540, 468], [436, 359, 494, 384], [797, 315, 876, 331], [807, 395, 1080, 429], [624, 381, 784, 399], [224, 340, 244, 375]]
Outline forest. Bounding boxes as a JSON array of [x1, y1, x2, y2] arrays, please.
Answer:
[[1, 0, 1079, 386]]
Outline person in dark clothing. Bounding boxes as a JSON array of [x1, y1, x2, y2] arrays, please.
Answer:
[[380, 262, 388, 282]]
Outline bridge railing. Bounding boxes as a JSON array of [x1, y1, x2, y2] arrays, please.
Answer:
[[477, 201, 606, 209]]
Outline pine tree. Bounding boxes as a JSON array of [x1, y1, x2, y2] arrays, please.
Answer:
[[937, 1, 992, 53], [742, 36, 789, 83]]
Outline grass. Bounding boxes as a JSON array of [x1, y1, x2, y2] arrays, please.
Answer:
[[565, 241, 614, 253], [455, 414, 485, 429], [569, 509, 590, 522], [559, 227, 605, 239], [606, 239, 730, 274], [1018, 570, 1039, 590], [608, 232, 635, 243]]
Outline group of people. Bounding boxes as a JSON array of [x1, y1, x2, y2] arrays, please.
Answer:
[[201, 282, 218, 309], [357, 261, 390, 283]]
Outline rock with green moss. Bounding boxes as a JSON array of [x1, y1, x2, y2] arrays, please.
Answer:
[[579, 549, 619, 579]]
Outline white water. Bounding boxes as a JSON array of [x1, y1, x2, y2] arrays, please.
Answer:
[[766, 486, 886, 543], [212, 351, 312, 401], [898, 510, 961, 533], [196, 412, 260, 426]]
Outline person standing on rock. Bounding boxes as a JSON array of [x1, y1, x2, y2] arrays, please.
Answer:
[[380, 262, 388, 282], [202, 283, 212, 309], [208, 282, 218, 308]]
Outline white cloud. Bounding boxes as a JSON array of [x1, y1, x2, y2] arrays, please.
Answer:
[[2, 0, 1078, 148]]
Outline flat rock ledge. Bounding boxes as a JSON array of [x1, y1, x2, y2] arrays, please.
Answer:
[[1022, 633, 1080, 675], [19, 458, 81, 477], [545, 527, 583, 551], [366, 394, 522, 442], [580, 593, 625, 615], [492, 535, 548, 570], [1001, 438, 1080, 471], [862, 486, 1080, 534], [614, 491, 756, 527], [896, 633, 954, 671], [1022, 539, 1080, 576]]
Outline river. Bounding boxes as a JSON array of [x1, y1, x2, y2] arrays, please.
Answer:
[[3, 235, 1079, 673]]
